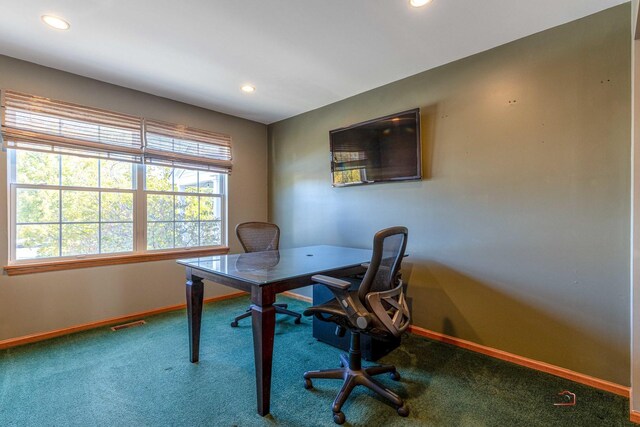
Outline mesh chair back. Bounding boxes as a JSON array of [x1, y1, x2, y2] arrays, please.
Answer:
[[358, 227, 407, 300], [359, 226, 410, 337], [235, 222, 280, 253]]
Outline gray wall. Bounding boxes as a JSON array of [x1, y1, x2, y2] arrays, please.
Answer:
[[0, 55, 268, 341], [268, 5, 631, 385]]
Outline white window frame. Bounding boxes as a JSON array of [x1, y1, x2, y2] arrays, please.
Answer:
[[7, 152, 228, 264]]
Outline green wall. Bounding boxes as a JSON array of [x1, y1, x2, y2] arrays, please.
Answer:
[[268, 5, 631, 384], [0, 55, 268, 342]]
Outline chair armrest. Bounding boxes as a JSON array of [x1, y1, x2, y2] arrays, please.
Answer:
[[311, 274, 351, 290]]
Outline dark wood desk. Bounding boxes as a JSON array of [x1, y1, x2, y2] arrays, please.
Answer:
[[177, 245, 372, 416]]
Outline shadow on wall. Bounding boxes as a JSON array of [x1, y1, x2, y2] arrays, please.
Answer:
[[419, 104, 438, 181], [401, 260, 481, 344], [402, 259, 628, 383]]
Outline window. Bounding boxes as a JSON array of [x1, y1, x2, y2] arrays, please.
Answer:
[[11, 151, 136, 260], [145, 165, 223, 250], [2, 90, 231, 264], [332, 151, 367, 185]]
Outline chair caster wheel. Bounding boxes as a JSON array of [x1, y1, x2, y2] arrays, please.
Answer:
[[390, 370, 401, 381], [230, 321, 239, 328], [304, 378, 313, 389], [333, 411, 345, 424], [397, 405, 409, 417], [295, 318, 301, 324]]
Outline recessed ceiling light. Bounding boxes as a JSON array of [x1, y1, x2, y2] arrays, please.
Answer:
[[241, 84, 256, 93], [410, 0, 432, 7], [42, 15, 70, 30]]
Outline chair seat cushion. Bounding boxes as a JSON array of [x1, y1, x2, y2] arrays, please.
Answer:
[[303, 276, 362, 321], [303, 290, 362, 320], [304, 290, 394, 339]]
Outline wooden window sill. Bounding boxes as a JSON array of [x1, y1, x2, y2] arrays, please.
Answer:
[[4, 247, 230, 276]]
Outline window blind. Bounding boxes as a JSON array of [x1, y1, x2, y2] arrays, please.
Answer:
[[144, 119, 232, 174], [1, 91, 144, 162], [1, 90, 234, 172]]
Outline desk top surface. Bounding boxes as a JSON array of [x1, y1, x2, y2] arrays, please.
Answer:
[[177, 245, 372, 285]]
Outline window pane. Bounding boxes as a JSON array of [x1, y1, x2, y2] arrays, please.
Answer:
[[16, 224, 59, 259], [145, 165, 173, 191], [15, 151, 60, 185], [147, 222, 174, 250], [101, 223, 133, 253], [176, 221, 199, 247], [199, 172, 221, 194], [99, 125, 137, 146], [100, 160, 134, 189], [200, 221, 221, 246], [62, 223, 99, 256], [174, 168, 198, 193], [147, 194, 173, 221], [101, 192, 133, 222], [60, 119, 99, 142], [61, 155, 99, 187], [14, 111, 59, 132], [62, 191, 99, 222], [16, 189, 59, 223], [176, 195, 199, 221], [200, 197, 221, 221]]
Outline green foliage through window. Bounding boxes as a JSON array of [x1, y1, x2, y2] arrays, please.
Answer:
[[11, 151, 224, 260], [145, 165, 222, 250]]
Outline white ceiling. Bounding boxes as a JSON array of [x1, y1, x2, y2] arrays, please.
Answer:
[[0, 0, 629, 124]]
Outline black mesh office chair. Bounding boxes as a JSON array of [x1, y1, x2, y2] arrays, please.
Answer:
[[230, 222, 302, 327], [303, 226, 410, 425]]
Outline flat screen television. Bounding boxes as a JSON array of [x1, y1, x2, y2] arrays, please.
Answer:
[[329, 108, 421, 187]]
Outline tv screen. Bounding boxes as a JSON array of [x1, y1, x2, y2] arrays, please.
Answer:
[[329, 108, 421, 187]]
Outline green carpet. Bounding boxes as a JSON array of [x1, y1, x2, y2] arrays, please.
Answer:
[[0, 296, 632, 426]]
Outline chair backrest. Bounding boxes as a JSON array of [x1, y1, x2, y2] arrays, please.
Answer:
[[235, 222, 280, 253], [359, 226, 410, 337]]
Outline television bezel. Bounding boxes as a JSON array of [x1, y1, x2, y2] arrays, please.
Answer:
[[329, 108, 422, 187]]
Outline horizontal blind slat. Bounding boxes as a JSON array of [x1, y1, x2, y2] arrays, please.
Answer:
[[7, 141, 142, 163], [5, 92, 142, 124], [145, 157, 231, 174]]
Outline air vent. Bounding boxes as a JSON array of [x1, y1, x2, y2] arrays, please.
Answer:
[[111, 320, 146, 331]]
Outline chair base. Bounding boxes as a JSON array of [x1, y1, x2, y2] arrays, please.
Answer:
[[303, 332, 408, 425], [230, 303, 302, 327]]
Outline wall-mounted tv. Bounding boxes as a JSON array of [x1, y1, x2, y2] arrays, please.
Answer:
[[329, 108, 421, 187]]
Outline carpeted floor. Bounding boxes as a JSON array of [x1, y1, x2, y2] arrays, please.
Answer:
[[0, 296, 633, 426]]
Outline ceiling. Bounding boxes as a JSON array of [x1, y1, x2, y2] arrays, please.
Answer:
[[0, 0, 629, 124]]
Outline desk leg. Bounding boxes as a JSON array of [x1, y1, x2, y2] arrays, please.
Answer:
[[186, 274, 204, 363], [251, 291, 276, 416]]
